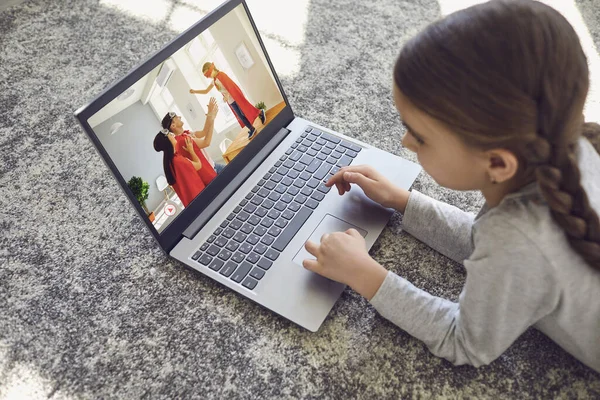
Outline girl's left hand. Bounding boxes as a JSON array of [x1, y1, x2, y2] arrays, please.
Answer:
[[303, 229, 388, 300], [184, 137, 194, 153]]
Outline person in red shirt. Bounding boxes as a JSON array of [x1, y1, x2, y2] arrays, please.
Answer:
[[161, 97, 223, 183], [190, 62, 266, 139], [153, 130, 205, 208]]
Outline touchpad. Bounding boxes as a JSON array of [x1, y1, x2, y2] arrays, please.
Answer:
[[293, 214, 368, 266]]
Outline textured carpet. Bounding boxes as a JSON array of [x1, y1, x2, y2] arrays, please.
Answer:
[[1, 0, 599, 398]]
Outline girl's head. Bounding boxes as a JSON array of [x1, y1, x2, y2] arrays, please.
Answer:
[[153, 130, 177, 185], [393, 0, 600, 268], [202, 62, 219, 79]]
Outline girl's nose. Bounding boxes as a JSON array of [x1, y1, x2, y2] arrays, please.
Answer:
[[402, 133, 418, 153]]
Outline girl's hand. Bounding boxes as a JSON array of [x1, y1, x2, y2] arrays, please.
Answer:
[[303, 229, 388, 300], [326, 164, 410, 212], [184, 137, 195, 154], [207, 97, 219, 118], [189, 89, 196, 94]]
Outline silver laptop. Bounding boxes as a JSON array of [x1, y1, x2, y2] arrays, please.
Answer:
[[74, 0, 421, 332]]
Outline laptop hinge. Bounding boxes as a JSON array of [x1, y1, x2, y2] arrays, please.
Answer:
[[182, 126, 291, 240]]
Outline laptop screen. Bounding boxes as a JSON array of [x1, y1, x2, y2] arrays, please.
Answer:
[[85, 3, 286, 235]]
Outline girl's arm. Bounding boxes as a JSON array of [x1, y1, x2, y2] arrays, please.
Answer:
[[183, 138, 202, 171], [189, 82, 215, 95], [401, 191, 476, 264], [369, 217, 553, 367]]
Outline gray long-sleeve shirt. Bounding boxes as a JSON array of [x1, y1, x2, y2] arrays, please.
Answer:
[[370, 138, 600, 372]]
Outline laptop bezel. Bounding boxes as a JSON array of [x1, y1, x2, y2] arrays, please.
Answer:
[[74, 0, 295, 252]]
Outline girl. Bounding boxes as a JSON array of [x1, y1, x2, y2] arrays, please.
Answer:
[[153, 131, 205, 208], [304, 0, 600, 372], [190, 62, 265, 139]]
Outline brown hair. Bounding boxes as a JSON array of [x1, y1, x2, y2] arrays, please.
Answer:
[[394, 0, 600, 269], [202, 62, 219, 74]]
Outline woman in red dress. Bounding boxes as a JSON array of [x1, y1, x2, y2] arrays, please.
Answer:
[[153, 130, 205, 208]]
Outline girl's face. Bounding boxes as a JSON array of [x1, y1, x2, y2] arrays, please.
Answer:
[[170, 116, 184, 131], [393, 85, 491, 191]]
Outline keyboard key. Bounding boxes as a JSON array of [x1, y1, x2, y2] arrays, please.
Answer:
[[219, 261, 237, 277], [291, 142, 298, 149], [233, 232, 247, 243], [272, 207, 313, 252], [227, 213, 235, 221], [281, 210, 294, 220], [332, 150, 343, 159], [257, 257, 273, 270], [283, 159, 294, 169], [242, 277, 258, 290], [247, 233, 260, 244], [268, 226, 282, 237], [254, 226, 267, 236], [289, 151, 302, 162], [263, 172, 272, 180], [275, 218, 288, 228], [267, 209, 281, 220], [316, 153, 327, 161], [293, 163, 305, 172], [262, 199, 275, 209], [326, 156, 337, 165], [298, 145, 308, 152], [246, 252, 259, 264], [217, 249, 233, 261], [287, 186, 300, 196], [302, 139, 313, 147], [317, 184, 331, 194], [231, 262, 253, 283], [265, 180, 276, 190], [207, 245, 221, 256], [316, 138, 327, 146], [214, 237, 227, 247], [213, 227, 223, 236], [232, 252, 245, 263], [301, 186, 313, 197], [311, 143, 322, 151], [207, 235, 216, 243], [321, 132, 341, 144], [337, 155, 353, 167], [257, 179, 266, 186], [294, 194, 308, 204], [288, 170, 299, 179], [260, 218, 274, 228], [288, 202, 301, 212], [269, 166, 277, 173], [305, 199, 319, 209], [220, 220, 229, 228], [240, 199, 248, 207], [277, 166, 290, 176], [250, 196, 263, 206], [279, 154, 287, 161], [321, 146, 332, 155], [311, 191, 325, 202], [340, 140, 362, 153], [241, 223, 253, 234], [275, 184, 287, 194], [255, 207, 267, 217], [274, 201, 287, 212], [265, 248, 280, 261], [307, 178, 320, 189], [223, 228, 235, 238], [293, 179, 304, 189], [192, 251, 201, 260], [299, 171, 311, 181], [245, 192, 253, 200], [226, 241, 239, 252], [281, 177, 293, 187], [307, 134, 319, 142], [229, 219, 242, 230], [305, 127, 313, 133], [198, 254, 212, 265], [285, 148, 293, 155], [346, 150, 358, 158], [253, 243, 268, 255], [325, 141, 336, 149], [270, 173, 283, 183], [243, 203, 257, 214], [268, 192, 281, 202], [239, 242, 253, 254], [250, 268, 265, 280], [313, 164, 331, 181], [261, 235, 274, 245], [258, 188, 270, 198], [245, 215, 260, 227], [299, 155, 312, 165], [208, 258, 224, 271], [306, 159, 322, 174]]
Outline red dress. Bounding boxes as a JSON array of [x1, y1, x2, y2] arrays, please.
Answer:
[[175, 132, 217, 186], [170, 154, 205, 207], [215, 71, 260, 128]]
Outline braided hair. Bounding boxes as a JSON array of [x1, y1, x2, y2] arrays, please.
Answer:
[[393, 0, 600, 269]]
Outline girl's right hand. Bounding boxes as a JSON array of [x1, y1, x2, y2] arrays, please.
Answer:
[[325, 164, 410, 212]]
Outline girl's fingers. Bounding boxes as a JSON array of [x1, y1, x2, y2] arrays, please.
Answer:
[[302, 258, 319, 272], [304, 240, 319, 257]]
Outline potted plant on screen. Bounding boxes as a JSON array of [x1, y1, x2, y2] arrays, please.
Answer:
[[255, 101, 266, 111], [127, 176, 154, 222]]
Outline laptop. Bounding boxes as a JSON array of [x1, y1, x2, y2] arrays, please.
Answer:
[[74, 0, 421, 332]]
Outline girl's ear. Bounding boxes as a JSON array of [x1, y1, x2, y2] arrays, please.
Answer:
[[485, 149, 519, 183]]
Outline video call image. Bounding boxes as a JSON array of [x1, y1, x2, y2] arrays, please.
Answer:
[[88, 4, 285, 233]]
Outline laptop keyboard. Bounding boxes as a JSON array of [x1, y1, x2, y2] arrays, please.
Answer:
[[190, 126, 361, 291]]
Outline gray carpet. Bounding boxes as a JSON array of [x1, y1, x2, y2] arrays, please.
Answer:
[[1, 0, 599, 398]]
